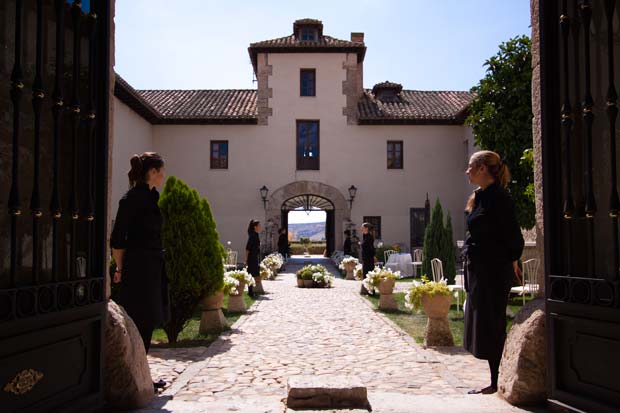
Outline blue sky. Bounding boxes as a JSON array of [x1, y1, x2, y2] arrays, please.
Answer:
[[115, 0, 531, 91]]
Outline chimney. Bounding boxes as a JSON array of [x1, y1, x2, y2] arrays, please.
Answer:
[[350, 32, 364, 43]]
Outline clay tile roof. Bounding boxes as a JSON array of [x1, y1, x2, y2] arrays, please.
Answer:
[[358, 89, 472, 125], [114, 73, 257, 124]]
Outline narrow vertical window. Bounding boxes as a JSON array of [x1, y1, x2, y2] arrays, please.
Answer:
[[300, 69, 316, 97], [387, 140, 403, 169], [210, 140, 228, 169], [296, 120, 320, 170]]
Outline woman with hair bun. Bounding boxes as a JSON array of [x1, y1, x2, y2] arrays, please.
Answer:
[[246, 220, 262, 298], [110, 152, 169, 389], [463, 150, 524, 394]]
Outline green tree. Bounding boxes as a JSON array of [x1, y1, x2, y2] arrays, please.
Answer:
[[159, 176, 225, 343], [422, 200, 445, 278], [443, 214, 456, 285], [422, 200, 457, 284], [466, 35, 534, 229]]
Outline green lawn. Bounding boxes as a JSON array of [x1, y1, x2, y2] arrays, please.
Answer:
[[364, 292, 532, 346], [151, 293, 257, 348]]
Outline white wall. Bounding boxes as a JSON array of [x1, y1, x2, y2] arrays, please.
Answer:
[[113, 52, 473, 255], [110, 97, 154, 216]]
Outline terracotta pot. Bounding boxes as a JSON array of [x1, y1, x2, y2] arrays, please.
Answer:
[[378, 278, 395, 295], [231, 280, 246, 297], [315, 281, 326, 288], [297, 278, 304, 288], [303, 279, 314, 288], [201, 290, 224, 310], [421, 293, 452, 318], [344, 262, 357, 272]]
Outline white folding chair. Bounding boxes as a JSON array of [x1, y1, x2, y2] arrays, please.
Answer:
[[448, 272, 465, 313], [431, 258, 444, 283], [224, 250, 238, 270], [510, 258, 540, 305], [384, 250, 396, 265], [411, 248, 423, 277]]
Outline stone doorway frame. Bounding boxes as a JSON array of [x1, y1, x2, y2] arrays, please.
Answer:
[[265, 181, 351, 254]]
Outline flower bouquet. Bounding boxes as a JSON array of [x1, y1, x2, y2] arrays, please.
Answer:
[[362, 267, 400, 295]]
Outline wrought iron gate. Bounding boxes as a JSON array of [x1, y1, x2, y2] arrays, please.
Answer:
[[0, 0, 110, 411], [540, 1, 620, 411]]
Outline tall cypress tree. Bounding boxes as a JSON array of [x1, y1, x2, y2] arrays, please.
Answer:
[[422, 200, 444, 278], [443, 213, 456, 284]]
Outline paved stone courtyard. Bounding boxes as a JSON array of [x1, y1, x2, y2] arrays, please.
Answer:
[[137, 258, 543, 412]]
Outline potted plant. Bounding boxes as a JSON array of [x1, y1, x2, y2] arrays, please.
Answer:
[[302, 270, 315, 288], [362, 267, 400, 295], [300, 237, 311, 255], [261, 253, 284, 280], [225, 269, 255, 312], [404, 275, 454, 346], [339, 257, 359, 280], [312, 269, 335, 288], [260, 263, 271, 280]]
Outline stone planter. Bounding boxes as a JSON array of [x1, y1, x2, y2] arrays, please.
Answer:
[[421, 293, 453, 346], [297, 278, 304, 288], [303, 279, 314, 288], [344, 262, 357, 280], [378, 279, 397, 310], [199, 291, 228, 334], [253, 277, 265, 294], [227, 281, 246, 313]]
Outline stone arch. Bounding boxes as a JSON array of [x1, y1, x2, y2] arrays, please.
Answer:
[[265, 181, 351, 254]]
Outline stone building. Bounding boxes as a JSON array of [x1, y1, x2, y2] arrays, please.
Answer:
[[112, 18, 475, 254]]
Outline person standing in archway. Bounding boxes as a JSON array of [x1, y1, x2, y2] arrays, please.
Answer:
[[343, 230, 352, 256], [360, 223, 376, 295], [111, 152, 169, 390], [463, 150, 524, 395], [246, 220, 262, 298], [277, 228, 290, 259]]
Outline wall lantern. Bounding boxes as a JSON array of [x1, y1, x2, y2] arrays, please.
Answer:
[[260, 185, 269, 209], [348, 185, 357, 209]]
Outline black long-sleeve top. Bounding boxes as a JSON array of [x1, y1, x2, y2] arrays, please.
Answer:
[[277, 234, 289, 254], [246, 232, 260, 259], [343, 237, 352, 255], [361, 233, 375, 261], [465, 182, 524, 264], [110, 183, 163, 251]]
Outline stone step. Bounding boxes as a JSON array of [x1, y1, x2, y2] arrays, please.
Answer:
[[286, 375, 369, 410]]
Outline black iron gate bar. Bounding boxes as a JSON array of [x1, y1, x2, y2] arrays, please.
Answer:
[[51, 0, 66, 284], [87, 5, 98, 278], [604, 0, 620, 280], [8, 0, 24, 289]]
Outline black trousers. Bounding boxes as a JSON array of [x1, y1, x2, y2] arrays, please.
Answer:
[[136, 322, 154, 354]]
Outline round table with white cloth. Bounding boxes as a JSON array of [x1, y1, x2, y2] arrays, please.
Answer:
[[385, 253, 414, 277]]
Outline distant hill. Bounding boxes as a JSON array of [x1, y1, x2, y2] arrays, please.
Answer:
[[288, 222, 326, 241]]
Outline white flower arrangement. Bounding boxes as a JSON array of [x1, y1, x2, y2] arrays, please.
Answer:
[[262, 253, 284, 273], [354, 264, 363, 280], [362, 266, 400, 294], [404, 275, 450, 312], [225, 268, 255, 287], [259, 263, 271, 280], [338, 256, 359, 270], [312, 271, 335, 287], [222, 274, 240, 295]]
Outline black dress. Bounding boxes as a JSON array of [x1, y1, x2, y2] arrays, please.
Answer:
[[343, 237, 352, 256], [361, 233, 375, 276], [463, 182, 524, 361], [277, 234, 289, 258], [246, 232, 261, 278], [110, 183, 170, 352]]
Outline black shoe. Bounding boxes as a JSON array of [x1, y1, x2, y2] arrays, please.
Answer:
[[153, 379, 166, 390], [467, 385, 496, 395]]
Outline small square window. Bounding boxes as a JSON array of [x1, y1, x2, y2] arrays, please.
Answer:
[[300, 69, 316, 97], [387, 141, 403, 169], [300, 28, 318, 41], [210, 140, 228, 169]]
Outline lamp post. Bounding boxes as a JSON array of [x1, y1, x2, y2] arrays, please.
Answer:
[[348, 185, 357, 209], [260, 185, 269, 209]]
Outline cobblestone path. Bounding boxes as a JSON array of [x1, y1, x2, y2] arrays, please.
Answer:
[[140, 258, 536, 412]]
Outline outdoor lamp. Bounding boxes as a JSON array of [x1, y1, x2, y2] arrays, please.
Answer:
[[260, 185, 269, 209], [348, 185, 357, 208]]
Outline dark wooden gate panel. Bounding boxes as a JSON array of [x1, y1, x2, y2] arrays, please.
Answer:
[[326, 210, 335, 255], [0, 1, 110, 411], [540, 1, 620, 411]]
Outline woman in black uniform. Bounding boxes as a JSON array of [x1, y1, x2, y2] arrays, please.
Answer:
[[360, 223, 376, 295], [463, 150, 524, 394], [343, 230, 352, 256], [246, 220, 262, 298], [111, 152, 169, 389]]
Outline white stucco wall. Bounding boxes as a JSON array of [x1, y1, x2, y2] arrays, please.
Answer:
[[112, 52, 473, 255], [110, 97, 154, 215]]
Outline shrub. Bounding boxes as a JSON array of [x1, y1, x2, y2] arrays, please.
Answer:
[[422, 199, 456, 284], [159, 176, 225, 343]]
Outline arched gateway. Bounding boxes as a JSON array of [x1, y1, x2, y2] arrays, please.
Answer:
[[265, 181, 351, 255]]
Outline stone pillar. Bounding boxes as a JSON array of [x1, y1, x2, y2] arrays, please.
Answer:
[[227, 281, 247, 312], [531, 0, 545, 297], [253, 277, 265, 294], [378, 280, 398, 310], [199, 291, 228, 334], [423, 317, 454, 347]]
